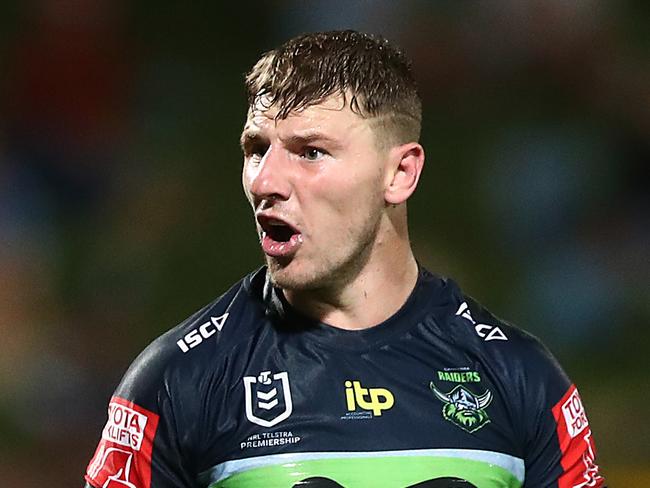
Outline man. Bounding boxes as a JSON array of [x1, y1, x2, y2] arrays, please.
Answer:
[[85, 31, 605, 488]]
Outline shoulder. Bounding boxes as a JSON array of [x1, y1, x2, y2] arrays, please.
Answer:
[[114, 267, 269, 408], [447, 291, 607, 486], [465, 294, 566, 374], [85, 269, 270, 486], [433, 279, 571, 401]]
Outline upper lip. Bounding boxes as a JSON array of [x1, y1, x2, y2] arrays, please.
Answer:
[[255, 212, 300, 235]]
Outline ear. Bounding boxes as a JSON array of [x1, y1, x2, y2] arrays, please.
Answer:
[[384, 142, 425, 205]]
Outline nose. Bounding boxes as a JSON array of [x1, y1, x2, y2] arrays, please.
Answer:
[[246, 144, 292, 206]]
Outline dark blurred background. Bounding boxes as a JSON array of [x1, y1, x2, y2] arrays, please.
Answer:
[[0, 1, 648, 486]]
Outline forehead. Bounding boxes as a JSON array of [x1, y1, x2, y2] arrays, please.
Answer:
[[242, 94, 370, 139]]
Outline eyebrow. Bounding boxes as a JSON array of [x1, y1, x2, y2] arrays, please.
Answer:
[[280, 131, 342, 149], [240, 131, 265, 151], [240, 130, 342, 152]]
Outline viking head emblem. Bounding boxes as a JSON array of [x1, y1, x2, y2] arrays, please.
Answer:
[[430, 383, 493, 433]]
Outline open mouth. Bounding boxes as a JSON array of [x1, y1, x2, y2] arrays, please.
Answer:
[[263, 220, 295, 242], [256, 215, 303, 257]]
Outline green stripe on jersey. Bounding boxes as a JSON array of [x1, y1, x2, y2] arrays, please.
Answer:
[[203, 449, 524, 487]]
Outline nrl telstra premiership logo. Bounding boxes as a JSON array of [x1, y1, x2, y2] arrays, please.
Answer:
[[243, 371, 293, 428], [430, 382, 493, 433]]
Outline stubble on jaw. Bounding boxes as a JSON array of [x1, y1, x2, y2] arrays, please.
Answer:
[[264, 206, 383, 296]]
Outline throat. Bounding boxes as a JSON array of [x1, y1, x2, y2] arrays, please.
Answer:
[[283, 258, 420, 331]]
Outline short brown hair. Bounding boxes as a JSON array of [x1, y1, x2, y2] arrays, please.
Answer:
[[245, 30, 422, 145]]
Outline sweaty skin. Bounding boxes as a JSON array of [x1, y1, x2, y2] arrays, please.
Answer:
[[85, 31, 606, 488], [241, 95, 425, 330]]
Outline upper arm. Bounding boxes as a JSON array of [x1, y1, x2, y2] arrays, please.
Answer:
[[521, 340, 605, 487], [84, 341, 197, 488]]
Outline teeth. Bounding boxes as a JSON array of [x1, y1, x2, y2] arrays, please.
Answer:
[[269, 219, 285, 226]]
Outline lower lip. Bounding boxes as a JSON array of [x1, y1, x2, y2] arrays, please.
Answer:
[[261, 232, 303, 258]]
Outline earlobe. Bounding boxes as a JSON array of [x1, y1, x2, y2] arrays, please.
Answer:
[[384, 143, 425, 205]]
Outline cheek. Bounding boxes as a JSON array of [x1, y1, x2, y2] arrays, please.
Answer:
[[333, 167, 385, 210], [311, 176, 382, 226]]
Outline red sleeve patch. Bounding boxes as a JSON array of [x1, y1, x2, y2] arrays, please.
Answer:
[[552, 385, 605, 488], [85, 397, 160, 488]]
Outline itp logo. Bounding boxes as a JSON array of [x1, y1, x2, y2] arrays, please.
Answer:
[[344, 380, 394, 416]]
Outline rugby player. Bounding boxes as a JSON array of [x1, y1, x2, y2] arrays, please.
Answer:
[[84, 30, 606, 487]]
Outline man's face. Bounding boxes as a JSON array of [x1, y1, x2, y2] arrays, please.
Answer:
[[241, 95, 391, 291]]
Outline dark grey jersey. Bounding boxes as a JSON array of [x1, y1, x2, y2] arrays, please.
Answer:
[[85, 267, 605, 488]]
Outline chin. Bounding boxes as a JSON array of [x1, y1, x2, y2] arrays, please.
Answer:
[[266, 257, 323, 291]]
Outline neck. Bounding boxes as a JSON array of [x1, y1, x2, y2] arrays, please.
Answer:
[[283, 219, 419, 330]]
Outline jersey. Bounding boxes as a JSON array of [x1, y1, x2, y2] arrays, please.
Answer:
[[84, 267, 605, 488]]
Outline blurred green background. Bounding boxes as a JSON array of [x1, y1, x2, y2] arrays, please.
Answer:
[[0, 1, 648, 486]]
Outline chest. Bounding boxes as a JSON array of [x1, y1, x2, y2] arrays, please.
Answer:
[[196, 339, 525, 487]]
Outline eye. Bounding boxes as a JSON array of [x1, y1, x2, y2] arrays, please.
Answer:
[[245, 143, 269, 163], [302, 147, 326, 161]]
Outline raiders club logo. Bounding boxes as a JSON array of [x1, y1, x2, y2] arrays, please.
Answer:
[[430, 383, 493, 433], [243, 370, 293, 428]]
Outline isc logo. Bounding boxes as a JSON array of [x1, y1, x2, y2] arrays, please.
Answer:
[[176, 313, 229, 353], [344, 380, 394, 416]]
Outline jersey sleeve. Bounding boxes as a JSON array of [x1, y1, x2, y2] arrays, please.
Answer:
[[520, 338, 606, 487], [84, 337, 197, 488]]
